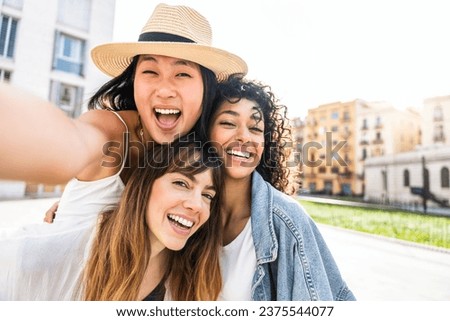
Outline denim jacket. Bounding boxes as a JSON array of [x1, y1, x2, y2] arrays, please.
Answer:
[[250, 172, 356, 301]]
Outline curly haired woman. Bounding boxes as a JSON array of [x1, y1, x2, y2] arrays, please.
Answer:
[[209, 76, 356, 301]]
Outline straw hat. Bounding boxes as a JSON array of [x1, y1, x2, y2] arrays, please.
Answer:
[[91, 3, 248, 81]]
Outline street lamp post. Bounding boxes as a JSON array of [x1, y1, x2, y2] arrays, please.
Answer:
[[422, 156, 429, 214]]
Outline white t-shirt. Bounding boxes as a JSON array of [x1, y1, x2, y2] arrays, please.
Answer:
[[219, 218, 257, 301]]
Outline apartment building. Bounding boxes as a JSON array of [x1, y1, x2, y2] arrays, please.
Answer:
[[357, 101, 421, 195], [290, 116, 305, 146], [301, 99, 421, 196], [357, 101, 421, 156], [422, 95, 450, 146], [0, 0, 115, 198], [302, 100, 358, 196], [365, 96, 450, 209]]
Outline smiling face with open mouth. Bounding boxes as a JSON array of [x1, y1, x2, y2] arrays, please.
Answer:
[[210, 98, 265, 181], [145, 170, 215, 252], [134, 55, 204, 143]]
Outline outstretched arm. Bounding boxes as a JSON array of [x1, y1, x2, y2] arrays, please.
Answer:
[[0, 84, 110, 184]]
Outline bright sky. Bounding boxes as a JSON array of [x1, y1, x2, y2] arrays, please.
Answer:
[[113, 0, 450, 118]]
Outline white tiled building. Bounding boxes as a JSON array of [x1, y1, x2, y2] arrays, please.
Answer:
[[364, 96, 450, 210], [0, 0, 115, 198]]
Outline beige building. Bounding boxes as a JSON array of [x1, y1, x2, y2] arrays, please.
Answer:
[[301, 99, 421, 196], [289, 116, 305, 190], [422, 95, 450, 146], [357, 101, 421, 156], [290, 116, 305, 146], [0, 0, 115, 198], [357, 101, 421, 194], [302, 100, 358, 195]]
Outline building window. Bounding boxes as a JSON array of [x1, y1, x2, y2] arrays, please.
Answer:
[[403, 169, 410, 187], [375, 116, 382, 128], [341, 183, 352, 196], [50, 81, 83, 118], [0, 69, 12, 82], [53, 32, 85, 76], [0, 14, 18, 58], [433, 124, 445, 143], [324, 181, 333, 194], [441, 167, 449, 188], [434, 105, 443, 121], [343, 111, 350, 121], [331, 111, 339, 119], [362, 148, 367, 160], [362, 118, 368, 130]]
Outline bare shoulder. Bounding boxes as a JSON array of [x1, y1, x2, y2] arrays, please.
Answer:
[[77, 110, 139, 141], [75, 110, 139, 181]]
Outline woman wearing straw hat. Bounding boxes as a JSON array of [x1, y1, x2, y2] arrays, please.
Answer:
[[0, 3, 246, 183], [0, 3, 244, 300]]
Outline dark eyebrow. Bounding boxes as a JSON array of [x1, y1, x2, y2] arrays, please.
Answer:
[[174, 60, 197, 68], [139, 55, 157, 63], [181, 173, 216, 192], [217, 110, 240, 117], [217, 106, 263, 122], [139, 55, 197, 68], [205, 185, 217, 193]]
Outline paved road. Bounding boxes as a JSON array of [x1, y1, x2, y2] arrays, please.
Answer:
[[1, 197, 450, 300]]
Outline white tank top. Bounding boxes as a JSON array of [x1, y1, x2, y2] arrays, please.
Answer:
[[218, 218, 257, 301], [0, 112, 128, 300]]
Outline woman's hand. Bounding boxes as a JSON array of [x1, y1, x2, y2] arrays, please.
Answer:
[[43, 201, 59, 223]]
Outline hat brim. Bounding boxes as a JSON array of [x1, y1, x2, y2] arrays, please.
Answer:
[[91, 42, 247, 82]]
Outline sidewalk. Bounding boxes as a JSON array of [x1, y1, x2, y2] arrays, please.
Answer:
[[318, 224, 450, 300]]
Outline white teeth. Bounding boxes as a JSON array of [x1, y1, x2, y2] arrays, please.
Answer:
[[226, 150, 250, 159], [155, 108, 180, 115], [168, 214, 194, 228]]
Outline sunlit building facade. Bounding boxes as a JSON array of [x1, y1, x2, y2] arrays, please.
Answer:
[[302, 99, 421, 196], [0, 0, 115, 198], [302, 100, 358, 196], [364, 95, 450, 210]]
